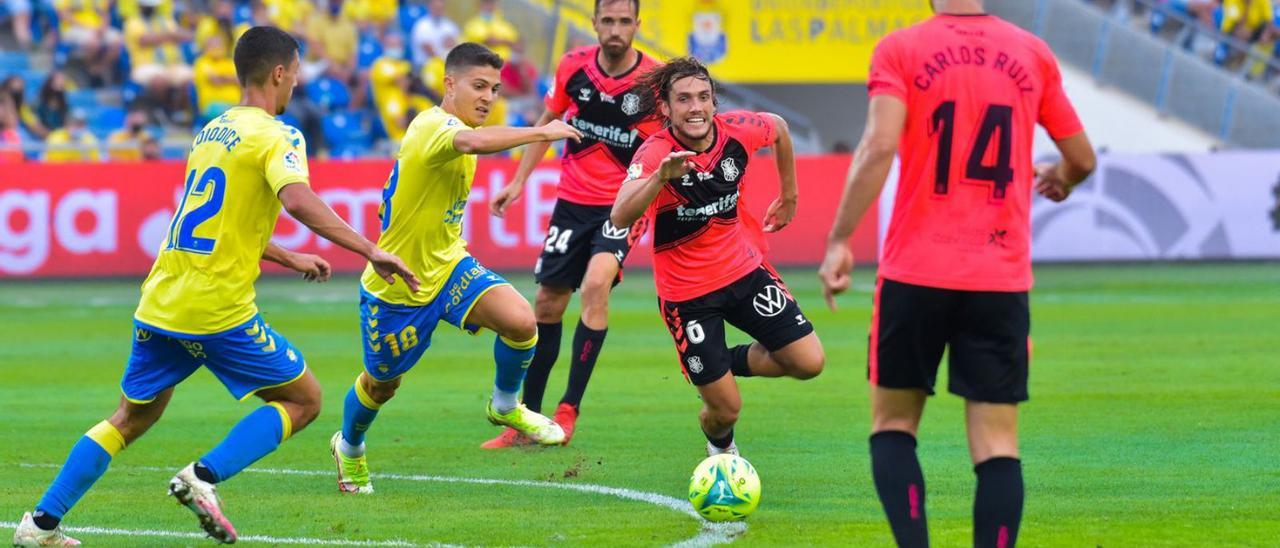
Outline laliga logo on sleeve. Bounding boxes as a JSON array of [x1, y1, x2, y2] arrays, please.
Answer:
[[627, 162, 643, 181], [283, 150, 302, 173], [752, 285, 787, 317]]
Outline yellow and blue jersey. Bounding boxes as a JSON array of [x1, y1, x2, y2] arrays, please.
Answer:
[[361, 106, 476, 306], [135, 106, 309, 335]]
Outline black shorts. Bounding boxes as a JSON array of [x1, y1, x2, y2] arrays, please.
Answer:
[[870, 277, 1030, 403], [659, 265, 815, 386], [534, 200, 645, 289]]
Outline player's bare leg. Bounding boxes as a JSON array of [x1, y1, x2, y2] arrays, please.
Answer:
[[695, 373, 742, 456], [255, 369, 323, 433], [17, 391, 172, 547], [870, 386, 929, 548], [579, 253, 619, 330], [736, 334, 825, 379], [966, 401, 1023, 548], [468, 285, 565, 445], [550, 252, 621, 441]]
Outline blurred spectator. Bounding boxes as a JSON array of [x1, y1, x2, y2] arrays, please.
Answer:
[[141, 131, 163, 160], [1221, 0, 1273, 40], [116, 0, 174, 21], [263, 0, 310, 35], [410, 0, 460, 67], [195, 0, 240, 57], [106, 107, 150, 161], [0, 92, 23, 162], [35, 71, 70, 134], [6, 0, 34, 50], [463, 0, 518, 60], [193, 33, 240, 123], [420, 54, 446, 99], [370, 33, 431, 142], [831, 141, 852, 154], [500, 39, 539, 126], [501, 39, 539, 99], [344, 0, 397, 34], [3, 75, 49, 139], [307, 0, 359, 85], [125, 0, 194, 122], [44, 108, 100, 162], [53, 0, 124, 85]]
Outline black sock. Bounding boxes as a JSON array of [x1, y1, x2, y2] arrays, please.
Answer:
[[974, 457, 1023, 548], [728, 344, 753, 377], [870, 431, 929, 548], [561, 320, 606, 408], [704, 427, 734, 449], [193, 462, 219, 484], [521, 322, 562, 413], [31, 510, 59, 531]]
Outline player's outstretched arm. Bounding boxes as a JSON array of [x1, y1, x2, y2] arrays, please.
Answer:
[[611, 151, 696, 228], [762, 113, 798, 233], [819, 95, 907, 311], [453, 119, 582, 156], [277, 184, 421, 293], [1034, 132, 1096, 202], [490, 108, 565, 218], [263, 242, 332, 282]]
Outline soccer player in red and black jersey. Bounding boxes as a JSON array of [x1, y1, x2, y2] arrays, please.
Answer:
[[819, 1, 1096, 546], [612, 57, 825, 457], [485, 0, 662, 448]]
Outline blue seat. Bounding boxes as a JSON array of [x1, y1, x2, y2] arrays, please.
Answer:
[[53, 42, 76, 68], [88, 106, 126, 139], [122, 80, 143, 107], [67, 89, 99, 111], [234, 2, 253, 25], [399, 3, 428, 37], [0, 52, 30, 72], [357, 34, 383, 71], [306, 76, 351, 111], [323, 110, 373, 159]]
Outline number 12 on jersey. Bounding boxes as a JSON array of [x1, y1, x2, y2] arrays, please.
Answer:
[[930, 101, 1014, 200], [165, 167, 227, 254]]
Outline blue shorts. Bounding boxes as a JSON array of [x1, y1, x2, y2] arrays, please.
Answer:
[[361, 256, 510, 381], [122, 315, 306, 403]]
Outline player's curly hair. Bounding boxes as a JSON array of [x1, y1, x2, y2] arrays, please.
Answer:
[[635, 56, 719, 125]]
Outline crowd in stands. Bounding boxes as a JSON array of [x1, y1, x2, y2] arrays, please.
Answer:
[[1094, 0, 1280, 79], [0, 0, 552, 162]]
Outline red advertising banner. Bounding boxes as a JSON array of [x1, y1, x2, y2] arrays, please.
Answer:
[[0, 156, 876, 278]]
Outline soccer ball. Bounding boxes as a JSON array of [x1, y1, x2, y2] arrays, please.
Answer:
[[687, 453, 761, 521]]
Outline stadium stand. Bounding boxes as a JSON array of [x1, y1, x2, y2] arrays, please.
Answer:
[[989, 0, 1280, 147]]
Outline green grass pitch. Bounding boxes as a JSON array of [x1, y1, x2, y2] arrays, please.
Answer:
[[2, 264, 1277, 546]]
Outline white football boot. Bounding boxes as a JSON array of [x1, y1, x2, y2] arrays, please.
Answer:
[[12, 512, 80, 546], [168, 463, 238, 544]]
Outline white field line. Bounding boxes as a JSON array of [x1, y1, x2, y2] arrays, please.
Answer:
[[0, 520, 421, 546], [18, 463, 745, 547]]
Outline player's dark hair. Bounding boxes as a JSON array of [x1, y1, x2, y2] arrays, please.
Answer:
[[595, 0, 639, 15], [635, 56, 719, 124], [233, 26, 299, 86], [444, 42, 505, 74]]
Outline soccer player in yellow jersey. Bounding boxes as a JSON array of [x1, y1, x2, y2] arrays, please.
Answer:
[[329, 43, 584, 494], [13, 27, 418, 547]]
